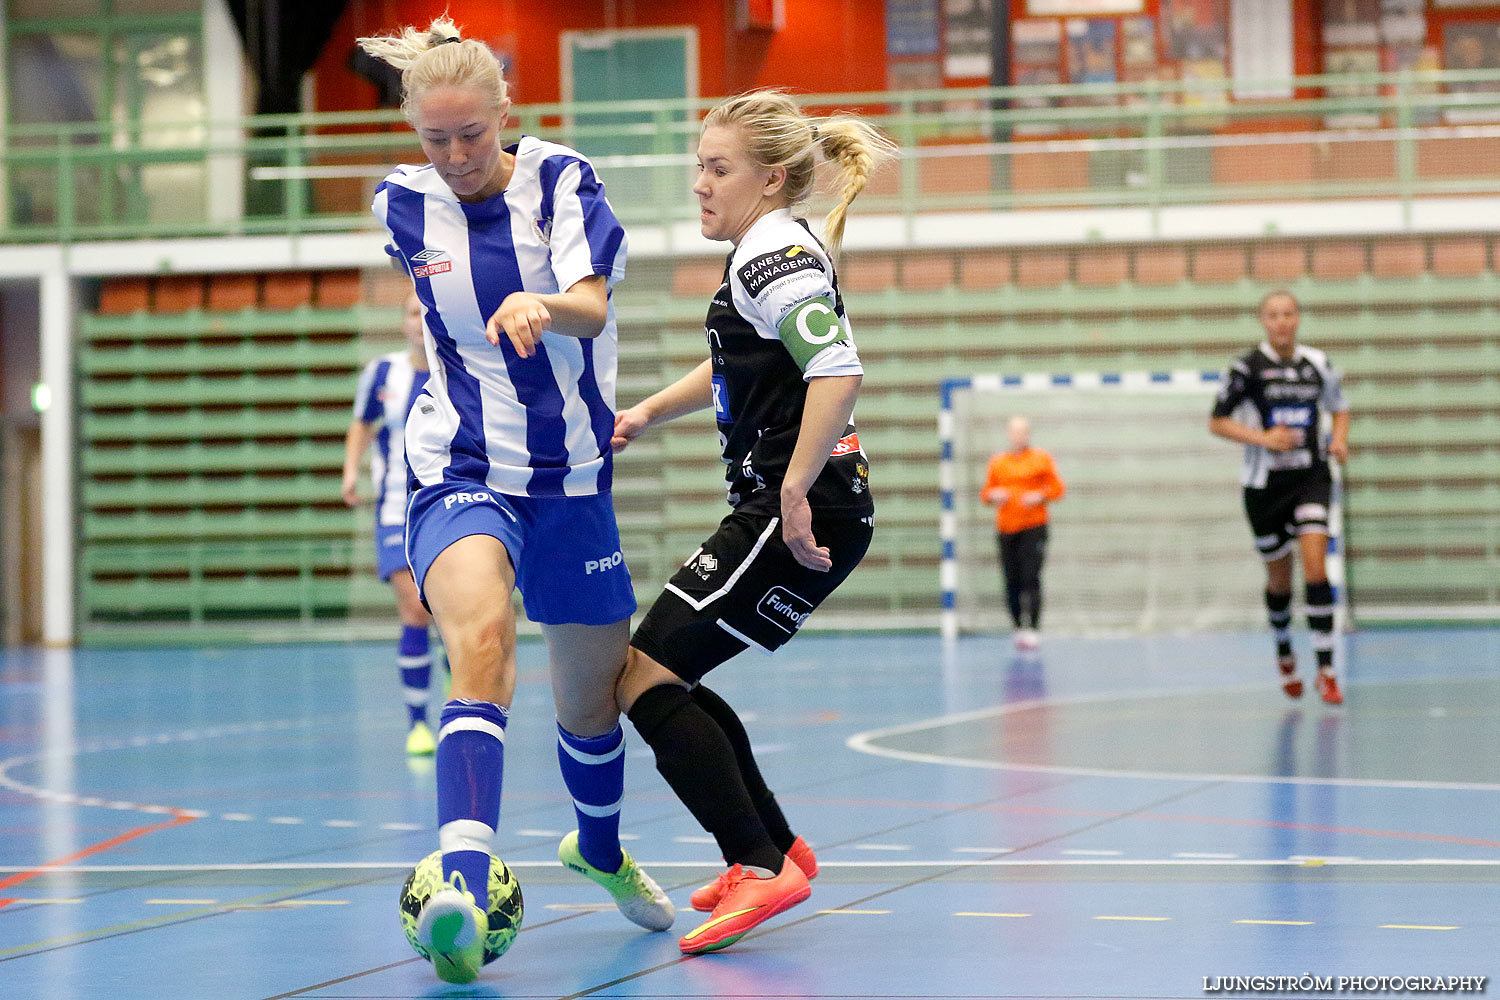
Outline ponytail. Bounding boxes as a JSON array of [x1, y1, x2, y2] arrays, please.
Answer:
[[355, 16, 508, 122], [703, 90, 897, 256]]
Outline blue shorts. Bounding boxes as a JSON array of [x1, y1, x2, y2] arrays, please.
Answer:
[[405, 481, 636, 626], [375, 523, 410, 582]]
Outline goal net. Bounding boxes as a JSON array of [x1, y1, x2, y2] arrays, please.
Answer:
[[939, 371, 1344, 638]]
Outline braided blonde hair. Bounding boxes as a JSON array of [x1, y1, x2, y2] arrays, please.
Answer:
[[355, 16, 508, 123], [703, 90, 897, 256]]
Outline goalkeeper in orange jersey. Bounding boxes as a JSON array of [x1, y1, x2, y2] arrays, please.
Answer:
[[981, 416, 1065, 649]]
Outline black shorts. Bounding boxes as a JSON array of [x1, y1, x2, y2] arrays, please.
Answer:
[[630, 508, 874, 684], [1243, 468, 1332, 562]]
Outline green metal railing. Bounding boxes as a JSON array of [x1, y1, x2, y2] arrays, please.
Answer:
[[7, 70, 1500, 244]]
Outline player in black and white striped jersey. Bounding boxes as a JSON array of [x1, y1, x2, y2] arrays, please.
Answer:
[[1210, 290, 1351, 705]]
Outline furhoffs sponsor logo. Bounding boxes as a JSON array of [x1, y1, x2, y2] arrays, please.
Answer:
[[410, 248, 452, 278], [757, 586, 813, 635], [737, 245, 824, 297]]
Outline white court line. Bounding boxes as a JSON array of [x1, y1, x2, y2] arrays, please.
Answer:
[[0, 716, 340, 823], [6, 858, 1499, 874], [845, 684, 1500, 792]]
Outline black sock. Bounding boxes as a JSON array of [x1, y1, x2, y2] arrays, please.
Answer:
[[690, 684, 797, 854], [627, 684, 782, 872], [1265, 589, 1293, 658], [1305, 580, 1335, 671]]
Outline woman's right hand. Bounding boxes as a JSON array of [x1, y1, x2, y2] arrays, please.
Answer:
[[341, 469, 360, 506], [487, 291, 551, 358], [1262, 426, 1301, 451], [611, 406, 649, 453]]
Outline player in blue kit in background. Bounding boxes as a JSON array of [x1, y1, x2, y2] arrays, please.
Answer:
[[343, 292, 439, 756], [357, 16, 671, 983]]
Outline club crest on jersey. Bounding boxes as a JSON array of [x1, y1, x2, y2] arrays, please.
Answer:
[[738, 244, 825, 298], [534, 217, 552, 246], [410, 248, 451, 278]]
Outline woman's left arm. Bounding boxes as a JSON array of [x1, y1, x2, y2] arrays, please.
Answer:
[[1328, 409, 1351, 462], [781, 374, 862, 572], [486, 274, 608, 357]]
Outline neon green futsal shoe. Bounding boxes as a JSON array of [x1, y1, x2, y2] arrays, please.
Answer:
[[416, 872, 488, 984], [406, 721, 436, 756], [558, 830, 675, 931]]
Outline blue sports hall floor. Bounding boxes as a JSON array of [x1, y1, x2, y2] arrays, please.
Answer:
[[1, 627, 1496, 1000]]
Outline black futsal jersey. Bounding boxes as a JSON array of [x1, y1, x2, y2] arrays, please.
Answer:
[[1211, 342, 1349, 489], [706, 208, 873, 518]]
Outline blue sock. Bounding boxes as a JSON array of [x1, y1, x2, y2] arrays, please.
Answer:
[[399, 625, 431, 727], [437, 699, 507, 899], [556, 722, 625, 874]]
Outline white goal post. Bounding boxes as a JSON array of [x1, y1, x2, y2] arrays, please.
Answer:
[[938, 371, 1347, 641]]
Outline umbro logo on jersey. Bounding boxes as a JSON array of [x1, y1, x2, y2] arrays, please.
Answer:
[[410, 248, 452, 278]]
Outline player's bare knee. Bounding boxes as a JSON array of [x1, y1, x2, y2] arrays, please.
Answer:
[[616, 647, 680, 714]]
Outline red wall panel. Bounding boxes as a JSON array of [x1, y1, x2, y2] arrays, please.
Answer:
[[315, 0, 887, 113]]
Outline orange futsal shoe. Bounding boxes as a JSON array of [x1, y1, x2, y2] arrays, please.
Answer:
[[678, 857, 812, 955], [1279, 654, 1303, 699], [690, 837, 819, 912], [1316, 671, 1344, 706]]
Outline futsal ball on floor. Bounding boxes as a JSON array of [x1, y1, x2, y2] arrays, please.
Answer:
[[400, 851, 524, 965]]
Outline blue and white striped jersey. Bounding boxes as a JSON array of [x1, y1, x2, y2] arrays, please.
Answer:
[[372, 135, 628, 498], [353, 350, 429, 528]]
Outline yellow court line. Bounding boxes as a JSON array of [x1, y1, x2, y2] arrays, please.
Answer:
[[1236, 919, 1314, 926], [0, 882, 346, 959], [817, 909, 891, 915], [956, 912, 1031, 918], [1094, 915, 1170, 921], [1380, 924, 1459, 930], [146, 898, 218, 905], [6, 898, 83, 905]]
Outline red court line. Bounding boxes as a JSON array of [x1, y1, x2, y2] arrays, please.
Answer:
[[0, 812, 197, 910]]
